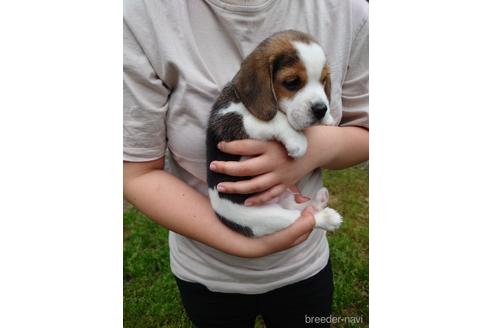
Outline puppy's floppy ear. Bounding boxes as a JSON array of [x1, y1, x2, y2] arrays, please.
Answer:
[[324, 66, 332, 104], [232, 53, 278, 121]]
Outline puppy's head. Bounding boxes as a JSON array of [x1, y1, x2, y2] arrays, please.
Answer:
[[232, 30, 334, 130]]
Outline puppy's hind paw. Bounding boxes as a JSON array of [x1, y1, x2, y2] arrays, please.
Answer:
[[313, 187, 329, 211], [314, 207, 342, 232]]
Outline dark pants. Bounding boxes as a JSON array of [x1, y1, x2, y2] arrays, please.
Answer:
[[175, 260, 334, 328]]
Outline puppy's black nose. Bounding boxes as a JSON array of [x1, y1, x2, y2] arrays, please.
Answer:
[[311, 102, 327, 120]]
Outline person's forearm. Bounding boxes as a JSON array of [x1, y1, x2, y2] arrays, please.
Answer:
[[304, 125, 369, 170], [123, 162, 315, 258], [124, 167, 249, 254]]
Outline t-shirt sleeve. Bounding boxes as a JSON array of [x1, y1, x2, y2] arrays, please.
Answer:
[[340, 17, 369, 129], [123, 18, 170, 162]]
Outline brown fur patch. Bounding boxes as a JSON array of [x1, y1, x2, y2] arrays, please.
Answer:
[[273, 62, 307, 102], [275, 30, 317, 44], [320, 65, 329, 84], [321, 65, 332, 102], [232, 30, 326, 121]]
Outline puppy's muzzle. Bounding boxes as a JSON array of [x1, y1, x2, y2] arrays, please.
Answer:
[[311, 102, 328, 120]]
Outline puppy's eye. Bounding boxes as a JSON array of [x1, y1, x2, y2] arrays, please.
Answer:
[[282, 77, 301, 91]]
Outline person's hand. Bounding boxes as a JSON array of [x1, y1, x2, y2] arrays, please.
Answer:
[[230, 206, 316, 258], [209, 139, 318, 206]]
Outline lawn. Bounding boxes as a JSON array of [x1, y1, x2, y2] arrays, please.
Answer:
[[124, 164, 368, 327]]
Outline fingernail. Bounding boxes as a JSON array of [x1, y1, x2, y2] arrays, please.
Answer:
[[217, 184, 225, 192], [209, 162, 216, 170], [217, 142, 224, 150], [244, 200, 253, 206]]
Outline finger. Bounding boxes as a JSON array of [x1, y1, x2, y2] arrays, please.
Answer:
[[268, 210, 315, 249], [218, 139, 269, 156], [293, 232, 311, 245], [288, 185, 310, 203], [268, 209, 315, 244], [217, 173, 277, 194], [303, 205, 316, 216], [289, 186, 301, 193], [245, 184, 287, 206], [209, 156, 272, 177], [294, 193, 311, 203], [291, 208, 316, 244]]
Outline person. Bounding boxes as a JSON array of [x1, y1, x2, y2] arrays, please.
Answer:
[[123, 0, 368, 327]]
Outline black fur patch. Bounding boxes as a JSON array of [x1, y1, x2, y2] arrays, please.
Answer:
[[216, 213, 254, 237], [206, 83, 255, 205]]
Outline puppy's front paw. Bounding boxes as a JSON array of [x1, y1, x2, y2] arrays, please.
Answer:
[[285, 135, 307, 158], [314, 207, 342, 232]]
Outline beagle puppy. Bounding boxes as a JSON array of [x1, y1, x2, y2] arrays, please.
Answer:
[[207, 30, 342, 237]]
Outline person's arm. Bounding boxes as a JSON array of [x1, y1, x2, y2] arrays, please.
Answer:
[[305, 125, 368, 170], [123, 157, 316, 258]]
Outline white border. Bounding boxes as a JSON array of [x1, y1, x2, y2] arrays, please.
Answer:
[[371, 1, 492, 327], [0, 1, 122, 327]]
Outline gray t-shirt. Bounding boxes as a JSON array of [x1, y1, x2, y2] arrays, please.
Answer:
[[124, 0, 369, 294]]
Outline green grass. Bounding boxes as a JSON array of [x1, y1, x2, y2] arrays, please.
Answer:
[[324, 164, 369, 327], [124, 164, 368, 328]]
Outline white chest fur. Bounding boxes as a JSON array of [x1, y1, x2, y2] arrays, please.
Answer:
[[219, 102, 308, 158]]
